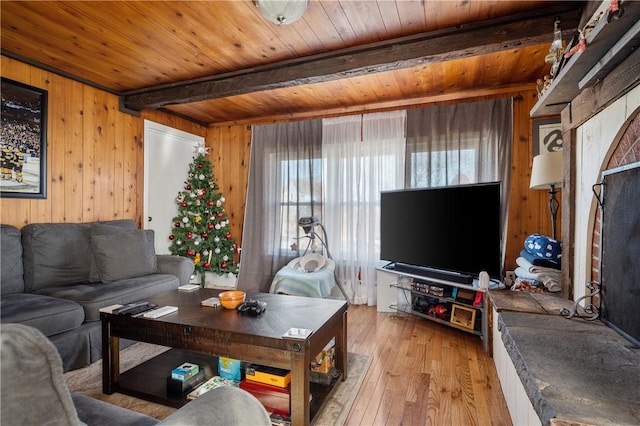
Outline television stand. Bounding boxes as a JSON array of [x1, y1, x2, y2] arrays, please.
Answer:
[[383, 263, 474, 285], [376, 266, 489, 353]]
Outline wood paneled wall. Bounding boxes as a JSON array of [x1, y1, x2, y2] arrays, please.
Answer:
[[2, 57, 139, 226], [0, 56, 206, 229], [207, 124, 252, 257], [507, 90, 561, 273], [1, 56, 551, 275]]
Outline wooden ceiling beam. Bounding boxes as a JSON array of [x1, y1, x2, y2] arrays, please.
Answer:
[[123, 3, 581, 111], [202, 83, 538, 127]]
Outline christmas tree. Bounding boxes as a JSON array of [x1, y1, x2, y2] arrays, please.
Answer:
[[168, 144, 239, 286]]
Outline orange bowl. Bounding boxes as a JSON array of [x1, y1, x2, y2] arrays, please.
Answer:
[[218, 290, 246, 309]]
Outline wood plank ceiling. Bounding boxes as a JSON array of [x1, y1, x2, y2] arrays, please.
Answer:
[[1, 1, 584, 125]]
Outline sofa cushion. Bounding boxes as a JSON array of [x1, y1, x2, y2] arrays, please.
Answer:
[[1, 224, 24, 295], [91, 229, 157, 283], [22, 222, 93, 293], [88, 222, 138, 282], [21, 220, 137, 293], [35, 274, 180, 322], [0, 293, 85, 337]]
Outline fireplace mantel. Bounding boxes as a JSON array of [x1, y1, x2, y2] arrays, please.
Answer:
[[528, 0, 640, 301], [530, 1, 640, 119]]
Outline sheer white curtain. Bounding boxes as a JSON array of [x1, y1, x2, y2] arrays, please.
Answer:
[[242, 101, 511, 302], [239, 120, 323, 293], [322, 111, 406, 305], [406, 99, 512, 188], [406, 99, 513, 268]]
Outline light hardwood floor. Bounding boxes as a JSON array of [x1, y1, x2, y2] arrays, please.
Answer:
[[344, 304, 512, 426]]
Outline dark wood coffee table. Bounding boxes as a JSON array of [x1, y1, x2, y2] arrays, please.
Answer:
[[101, 289, 348, 426]]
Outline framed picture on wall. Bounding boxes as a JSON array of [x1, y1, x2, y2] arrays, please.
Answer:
[[0, 78, 48, 199], [533, 117, 563, 156]]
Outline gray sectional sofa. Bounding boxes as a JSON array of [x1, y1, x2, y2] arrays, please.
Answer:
[[0, 219, 194, 372]]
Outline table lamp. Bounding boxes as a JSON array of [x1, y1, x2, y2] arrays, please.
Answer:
[[530, 151, 563, 239]]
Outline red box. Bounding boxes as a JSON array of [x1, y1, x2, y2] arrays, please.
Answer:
[[239, 380, 290, 415]]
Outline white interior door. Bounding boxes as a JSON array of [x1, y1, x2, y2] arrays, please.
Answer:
[[144, 120, 204, 254]]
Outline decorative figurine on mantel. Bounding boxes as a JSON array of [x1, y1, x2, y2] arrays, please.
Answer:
[[168, 141, 239, 286], [537, 16, 565, 97], [545, 16, 564, 78]]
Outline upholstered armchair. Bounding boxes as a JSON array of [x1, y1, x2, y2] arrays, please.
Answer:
[[0, 324, 271, 426]]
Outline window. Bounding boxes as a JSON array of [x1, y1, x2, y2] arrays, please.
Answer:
[[410, 148, 477, 187], [272, 155, 323, 255]]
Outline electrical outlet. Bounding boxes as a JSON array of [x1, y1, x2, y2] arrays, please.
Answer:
[[506, 270, 516, 281]]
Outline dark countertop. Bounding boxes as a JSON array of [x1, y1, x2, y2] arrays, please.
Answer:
[[489, 290, 640, 426]]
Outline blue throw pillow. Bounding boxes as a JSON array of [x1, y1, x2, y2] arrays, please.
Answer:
[[524, 234, 562, 261]]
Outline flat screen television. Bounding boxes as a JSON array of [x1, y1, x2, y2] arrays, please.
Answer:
[[380, 182, 502, 283]]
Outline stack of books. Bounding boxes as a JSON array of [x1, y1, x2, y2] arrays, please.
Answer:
[[240, 364, 291, 416], [186, 375, 238, 400], [245, 364, 291, 388]]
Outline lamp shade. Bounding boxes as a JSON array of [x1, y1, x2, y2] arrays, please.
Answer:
[[254, 0, 307, 25], [530, 151, 563, 189]]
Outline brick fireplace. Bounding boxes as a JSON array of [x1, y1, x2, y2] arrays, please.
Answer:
[[590, 111, 640, 344], [591, 112, 640, 284], [572, 84, 640, 309]]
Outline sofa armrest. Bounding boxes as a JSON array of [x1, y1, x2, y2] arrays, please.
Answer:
[[72, 393, 158, 426], [158, 385, 270, 426], [156, 255, 195, 285]]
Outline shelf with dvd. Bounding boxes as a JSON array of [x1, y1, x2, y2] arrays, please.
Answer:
[[379, 267, 489, 351]]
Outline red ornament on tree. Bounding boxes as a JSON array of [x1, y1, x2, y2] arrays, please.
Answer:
[[207, 200, 214, 207], [208, 223, 214, 230], [217, 212, 223, 217], [226, 232, 232, 239], [187, 249, 195, 256], [221, 262, 227, 269], [174, 222, 181, 228], [198, 163, 203, 169], [185, 184, 191, 190], [201, 232, 208, 239], [203, 262, 210, 268], [168, 235, 175, 240], [186, 233, 193, 240], [181, 202, 187, 207]]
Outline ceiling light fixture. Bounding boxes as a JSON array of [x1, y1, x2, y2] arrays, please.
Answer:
[[254, 0, 308, 25]]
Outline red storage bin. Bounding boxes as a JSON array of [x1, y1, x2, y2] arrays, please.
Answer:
[[239, 380, 290, 416]]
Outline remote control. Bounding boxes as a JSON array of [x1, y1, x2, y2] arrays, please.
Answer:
[[112, 301, 155, 316], [143, 306, 178, 318]]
